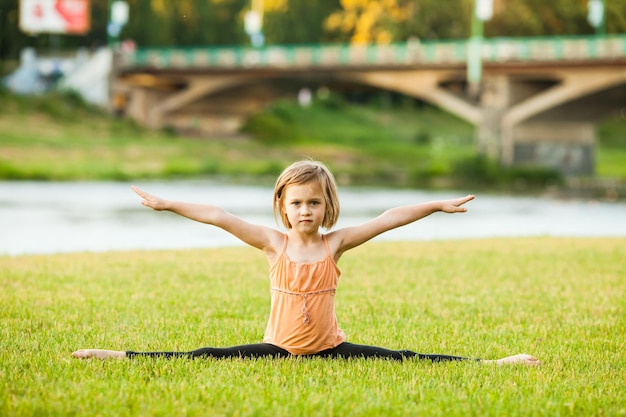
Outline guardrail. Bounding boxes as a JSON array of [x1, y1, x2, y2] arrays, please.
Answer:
[[120, 34, 626, 69]]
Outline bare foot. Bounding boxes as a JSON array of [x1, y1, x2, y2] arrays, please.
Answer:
[[485, 354, 540, 366], [72, 349, 127, 359]]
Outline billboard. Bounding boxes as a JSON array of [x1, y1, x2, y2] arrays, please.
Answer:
[[19, 0, 91, 35]]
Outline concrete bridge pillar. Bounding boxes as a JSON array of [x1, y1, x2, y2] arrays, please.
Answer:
[[126, 88, 150, 125], [477, 75, 511, 161], [498, 68, 625, 174]]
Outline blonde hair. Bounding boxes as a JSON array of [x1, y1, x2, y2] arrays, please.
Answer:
[[273, 160, 340, 229]]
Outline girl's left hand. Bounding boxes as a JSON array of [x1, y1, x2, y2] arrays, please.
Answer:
[[440, 195, 475, 213]]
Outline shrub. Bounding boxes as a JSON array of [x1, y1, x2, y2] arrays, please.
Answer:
[[240, 112, 297, 143], [452, 155, 563, 190]]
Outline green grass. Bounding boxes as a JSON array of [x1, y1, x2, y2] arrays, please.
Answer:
[[595, 116, 626, 179], [2, 238, 625, 416], [596, 147, 626, 179]]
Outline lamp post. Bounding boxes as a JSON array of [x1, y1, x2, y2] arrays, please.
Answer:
[[244, 0, 264, 47], [588, 0, 606, 37], [467, 0, 493, 99], [107, 1, 129, 47]]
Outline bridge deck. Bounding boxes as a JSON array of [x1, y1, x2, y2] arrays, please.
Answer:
[[119, 35, 626, 70]]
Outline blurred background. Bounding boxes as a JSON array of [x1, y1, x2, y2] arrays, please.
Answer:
[[1, 0, 625, 254]]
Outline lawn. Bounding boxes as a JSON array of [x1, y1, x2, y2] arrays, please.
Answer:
[[1, 238, 625, 416]]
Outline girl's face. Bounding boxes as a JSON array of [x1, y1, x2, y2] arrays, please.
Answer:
[[282, 182, 326, 233]]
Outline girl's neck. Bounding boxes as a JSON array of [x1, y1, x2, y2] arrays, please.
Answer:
[[287, 229, 322, 246], [285, 231, 327, 264]]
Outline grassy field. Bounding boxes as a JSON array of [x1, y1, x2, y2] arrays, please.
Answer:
[[2, 238, 625, 416]]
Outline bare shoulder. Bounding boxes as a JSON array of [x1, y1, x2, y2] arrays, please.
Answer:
[[325, 229, 352, 261], [325, 221, 384, 259], [264, 229, 287, 264], [217, 213, 283, 252]]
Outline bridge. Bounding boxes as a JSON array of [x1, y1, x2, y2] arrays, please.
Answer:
[[112, 35, 626, 175]]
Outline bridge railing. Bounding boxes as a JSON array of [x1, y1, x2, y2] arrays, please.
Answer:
[[120, 35, 626, 69]]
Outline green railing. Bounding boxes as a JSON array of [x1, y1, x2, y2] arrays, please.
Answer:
[[121, 35, 626, 69]]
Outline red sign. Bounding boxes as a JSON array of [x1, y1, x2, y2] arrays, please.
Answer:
[[20, 0, 91, 34]]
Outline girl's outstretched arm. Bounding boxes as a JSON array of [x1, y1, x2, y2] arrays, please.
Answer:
[[132, 185, 223, 222], [131, 186, 282, 252], [332, 195, 475, 256]]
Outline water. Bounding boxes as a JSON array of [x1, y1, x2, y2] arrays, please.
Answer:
[[1, 181, 624, 256]]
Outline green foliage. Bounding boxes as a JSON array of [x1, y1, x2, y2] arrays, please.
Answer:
[[402, 0, 474, 41], [0, 159, 49, 180], [487, 0, 626, 37], [452, 155, 503, 187], [122, 0, 249, 47], [596, 147, 626, 179], [506, 165, 564, 189], [486, 1, 586, 37], [1, 238, 625, 416], [27, 90, 102, 119], [452, 155, 563, 190], [597, 115, 626, 148], [240, 96, 478, 187], [412, 130, 432, 145], [240, 101, 300, 143], [264, 0, 342, 44], [317, 90, 348, 111]]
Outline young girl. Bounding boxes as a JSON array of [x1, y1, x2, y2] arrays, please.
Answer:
[[73, 160, 538, 365]]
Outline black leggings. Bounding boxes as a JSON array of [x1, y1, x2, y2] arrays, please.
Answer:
[[126, 342, 476, 362]]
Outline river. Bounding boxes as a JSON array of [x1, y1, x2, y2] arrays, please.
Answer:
[[1, 181, 624, 256]]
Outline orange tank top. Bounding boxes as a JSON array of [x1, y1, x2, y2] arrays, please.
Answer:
[[263, 234, 346, 355]]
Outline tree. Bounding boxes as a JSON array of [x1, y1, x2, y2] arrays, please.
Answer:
[[401, 0, 473, 40], [321, 0, 626, 44], [324, 0, 420, 44], [488, 0, 589, 37], [121, 0, 248, 47], [263, 0, 341, 45]]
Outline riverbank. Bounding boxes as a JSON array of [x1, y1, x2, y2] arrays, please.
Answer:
[[1, 89, 625, 197]]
